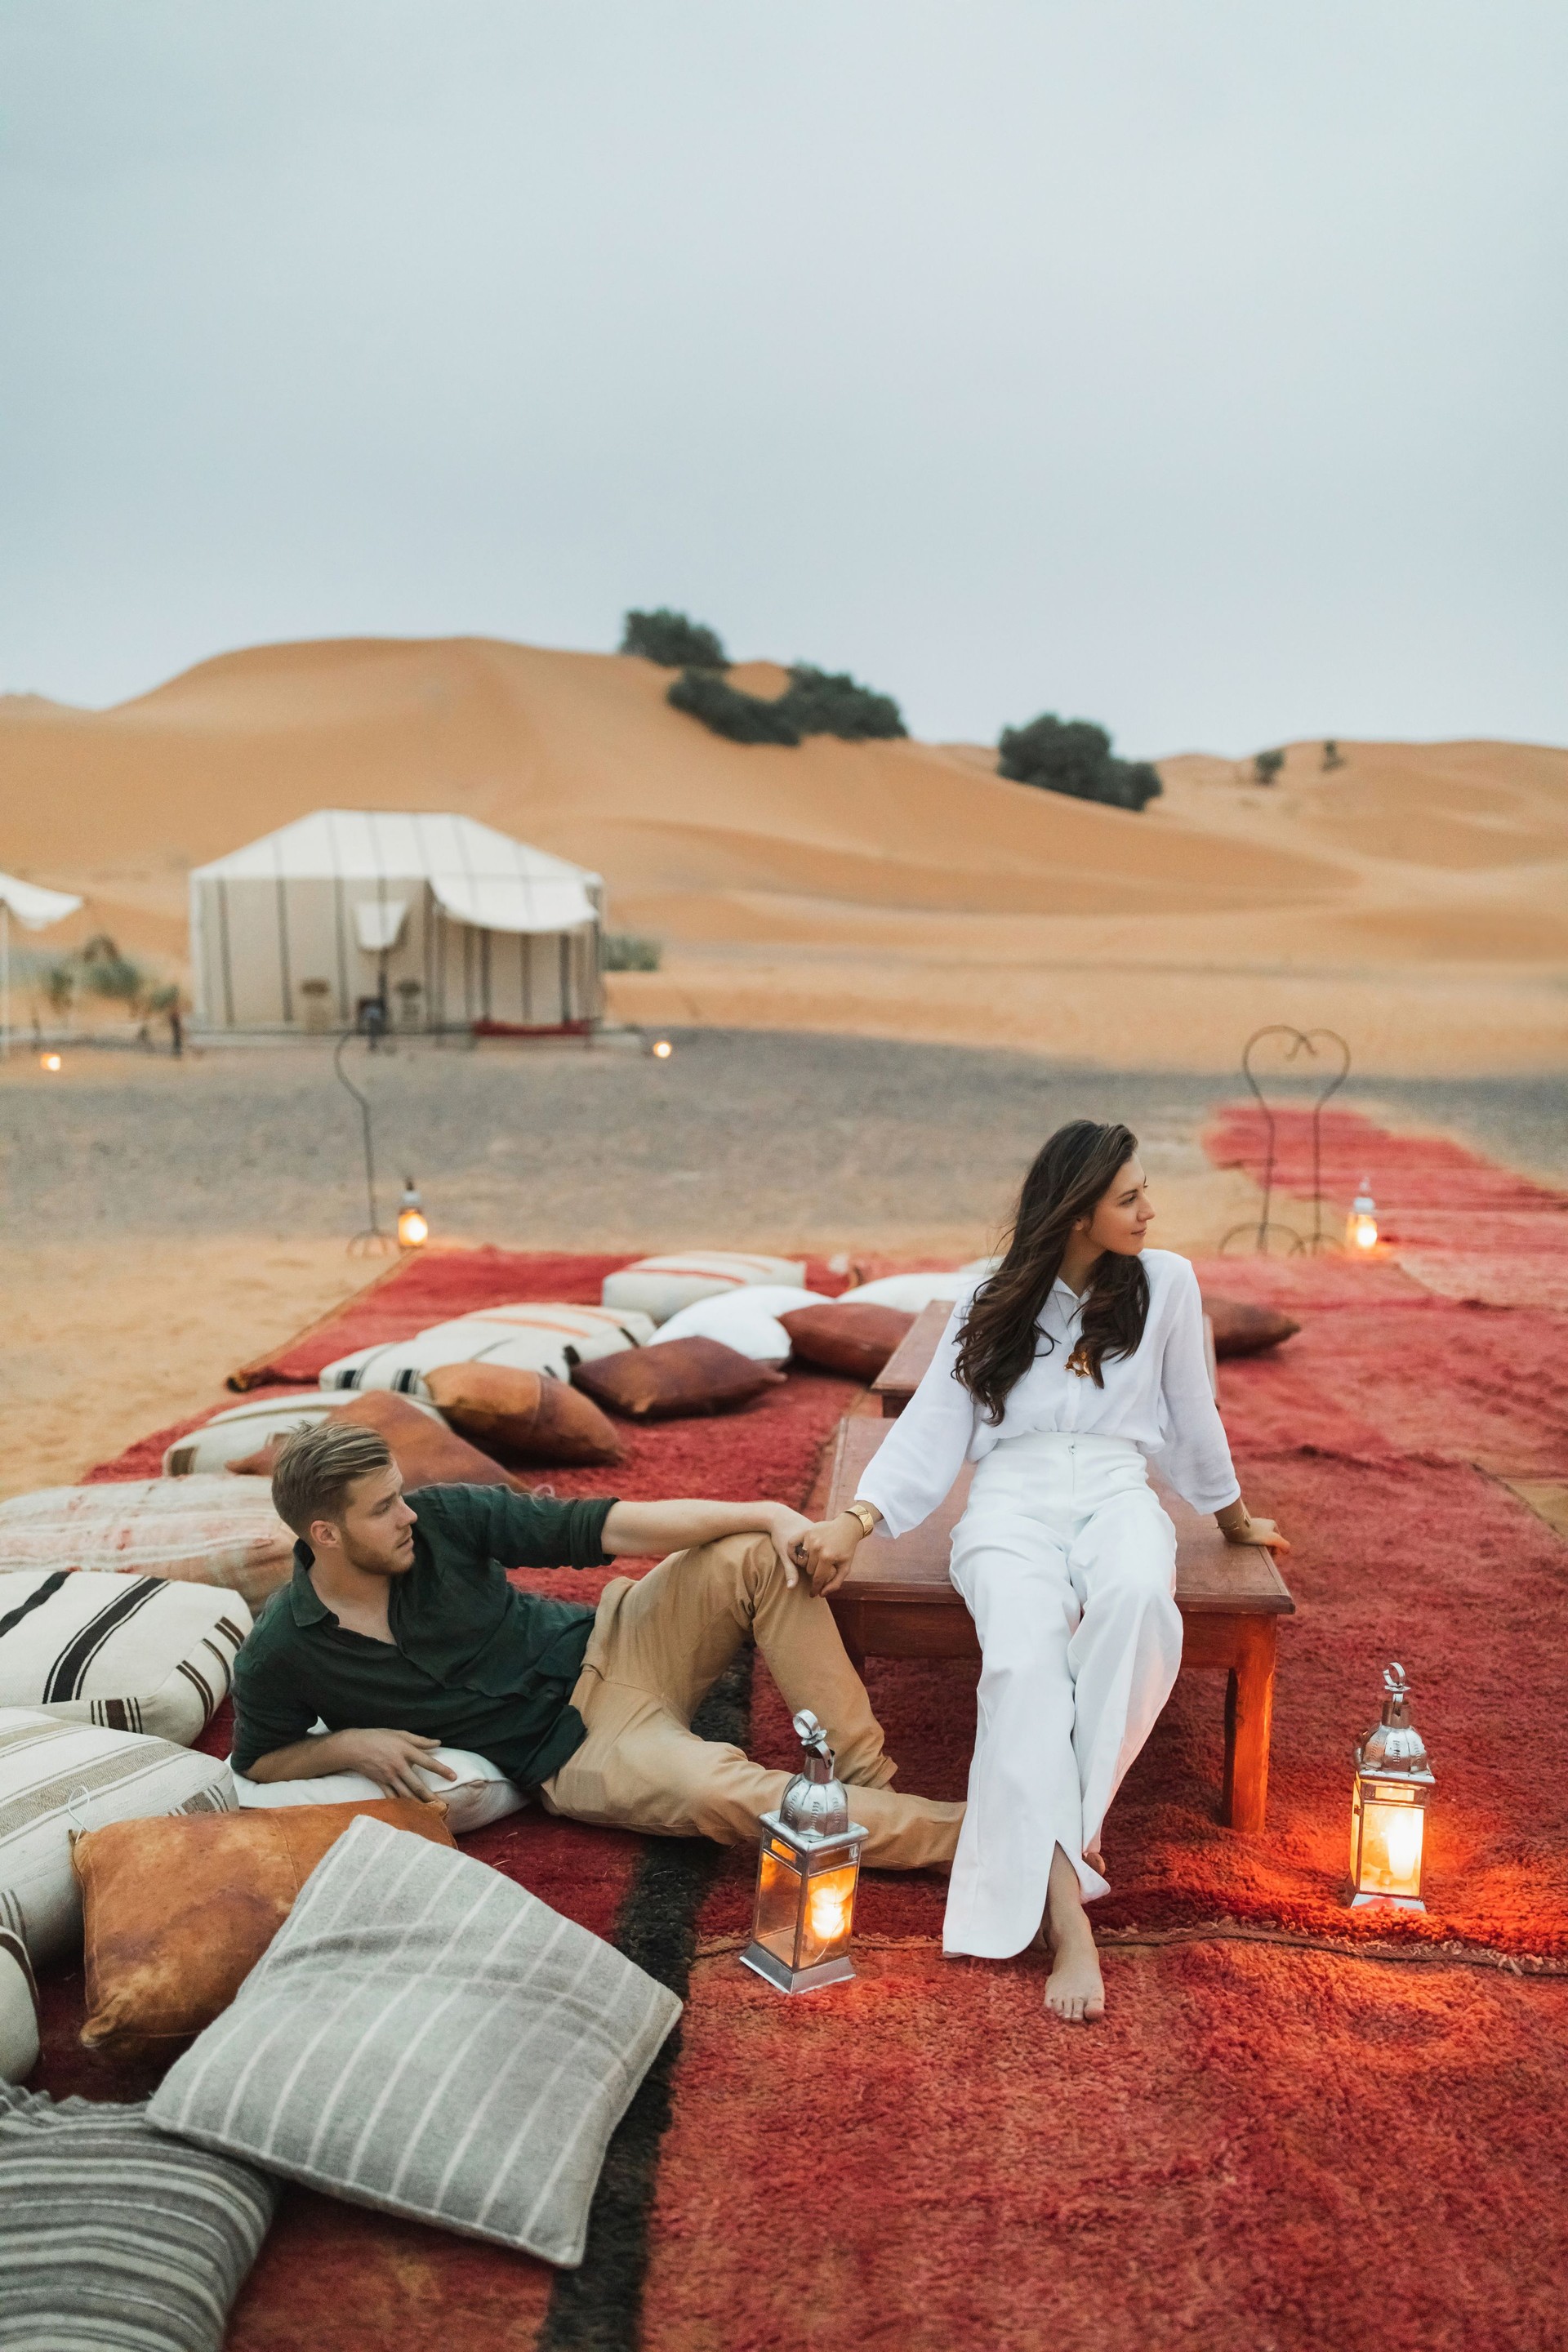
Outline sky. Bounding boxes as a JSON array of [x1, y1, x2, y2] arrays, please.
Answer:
[[2, 2, 1565, 755]]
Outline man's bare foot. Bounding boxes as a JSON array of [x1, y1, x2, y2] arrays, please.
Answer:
[[1042, 1845, 1105, 2024]]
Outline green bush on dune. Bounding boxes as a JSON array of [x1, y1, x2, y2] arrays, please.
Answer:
[[621, 608, 728, 669], [996, 714, 1163, 813], [667, 661, 907, 746]]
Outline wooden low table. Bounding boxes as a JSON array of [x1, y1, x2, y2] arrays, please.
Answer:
[[822, 1414, 1294, 1833]]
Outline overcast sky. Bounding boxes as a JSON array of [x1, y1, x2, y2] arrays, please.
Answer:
[[2, 2, 1564, 755]]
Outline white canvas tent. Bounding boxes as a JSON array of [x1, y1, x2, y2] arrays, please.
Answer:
[[189, 811, 604, 1036], [0, 872, 83, 1058]]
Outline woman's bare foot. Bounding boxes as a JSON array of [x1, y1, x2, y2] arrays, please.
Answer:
[[1042, 1845, 1105, 2024], [1084, 1846, 1105, 1877]]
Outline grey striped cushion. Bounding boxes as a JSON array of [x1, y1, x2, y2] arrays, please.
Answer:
[[149, 1815, 681, 2267], [0, 1895, 38, 2083], [0, 2082, 276, 2352]]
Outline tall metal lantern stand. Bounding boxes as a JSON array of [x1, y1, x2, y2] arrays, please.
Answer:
[[1348, 1663, 1434, 1912], [741, 1711, 866, 1993]]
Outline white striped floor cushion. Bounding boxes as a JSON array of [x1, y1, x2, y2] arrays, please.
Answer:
[[0, 2082, 277, 2352], [0, 1477, 293, 1614], [163, 1390, 448, 1477], [320, 1302, 656, 1395], [0, 1570, 250, 1747], [648, 1283, 830, 1365], [0, 1710, 235, 1966], [229, 1743, 526, 1834], [150, 1815, 681, 2268], [601, 1251, 807, 1325], [0, 1897, 38, 2084]]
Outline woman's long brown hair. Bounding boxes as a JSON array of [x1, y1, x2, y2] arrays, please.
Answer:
[[954, 1120, 1150, 1423]]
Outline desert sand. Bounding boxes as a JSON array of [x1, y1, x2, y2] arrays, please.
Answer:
[[2, 638, 1563, 1073]]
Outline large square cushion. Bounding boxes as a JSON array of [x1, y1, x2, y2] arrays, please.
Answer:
[[0, 1568, 250, 1745], [0, 2082, 276, 2352], [0, 1477, 291, 1612], [150, 1815, 681, 2267], [74, 1797, 457, 2056], [572, 1334, 782, 1420]]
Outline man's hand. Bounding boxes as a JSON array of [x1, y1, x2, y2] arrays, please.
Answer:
[[332, 1729, 460, 1803], [794, 1510, 871, 1597]]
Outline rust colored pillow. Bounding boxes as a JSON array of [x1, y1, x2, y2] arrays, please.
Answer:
[[73, 1797, 456, 2055], [779, 1302, 915, 1381], [1202, 1295, 1302, 1358], [424, 1362, 625, 1468], [229, 1389, 525, 1490], [572, 1336, 782, 1421]]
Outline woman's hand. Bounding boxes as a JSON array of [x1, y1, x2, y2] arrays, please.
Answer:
[[794, 1510, 871, 1597], [1218, 1508, 1290, 1554], [761, 1504, 815, 1585]]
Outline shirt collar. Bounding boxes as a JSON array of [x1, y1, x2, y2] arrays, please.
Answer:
[[1052, 1276, 1085, 1307], [288, 1544, 333, 1627]]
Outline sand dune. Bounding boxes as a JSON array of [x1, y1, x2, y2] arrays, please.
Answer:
[[2, 636, 1564, 1071]]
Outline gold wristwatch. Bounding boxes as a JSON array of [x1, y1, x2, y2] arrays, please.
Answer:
[[844, 1499, 880, 1539]]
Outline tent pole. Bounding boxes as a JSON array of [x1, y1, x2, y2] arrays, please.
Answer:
[[1, 900, 9, 1062]]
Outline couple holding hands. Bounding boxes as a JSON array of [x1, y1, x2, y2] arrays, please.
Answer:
[[234, 1120, 1285, 2024]]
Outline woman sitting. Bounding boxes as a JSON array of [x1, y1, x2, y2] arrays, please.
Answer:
[[799, 1119, 1287, 2024]]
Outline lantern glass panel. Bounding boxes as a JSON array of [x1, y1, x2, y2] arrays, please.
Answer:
[[752, 1845, 805, 1971], [798, 1864, 859, 1971], [1355, 1782, 1424, 1901]]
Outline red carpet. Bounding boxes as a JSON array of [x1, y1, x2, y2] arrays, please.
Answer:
[[35, 1125, 1568, 2350]]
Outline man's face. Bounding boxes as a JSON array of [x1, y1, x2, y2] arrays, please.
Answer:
[[310, 1463, 417, 1577]]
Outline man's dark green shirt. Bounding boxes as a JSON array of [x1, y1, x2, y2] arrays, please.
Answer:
[[230, 1484, 617, 1786]]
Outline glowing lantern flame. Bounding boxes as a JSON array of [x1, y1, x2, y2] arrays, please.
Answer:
[[397, 1180, 430, 1250], [41, 1054, 62, 1072], [1346, 1180, 1379, 1255], [652, 1038, 673, 1060]]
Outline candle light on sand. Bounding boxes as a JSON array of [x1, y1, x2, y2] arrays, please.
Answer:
[[396, 1179, 430, 1250], [741, 1711, 865, 1994], [1346, 1180, 1379, 1254]]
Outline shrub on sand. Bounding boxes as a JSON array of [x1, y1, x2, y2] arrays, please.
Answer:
[[601, 934, 663, 973], [997, 715, 1163, 812], [668, 662, 906, 747], [621, 608, 728, 669]]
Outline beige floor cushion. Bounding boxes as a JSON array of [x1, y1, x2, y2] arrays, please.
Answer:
[[320, 1302, 655, 1395], [0, 1569, 249, 1746], [0, 1902, 38, 2083], [0, 1709, 235, 1966], [835, 1260, 997, 1313], [648, 1284, 827, 1366], [163, 1390, 446, 1477], [0, 2082, 277, 2352], [150, 1815, 680, 2267], [229, 1744, 526, 1834], [0, 1477, 292, 1613], [601, 1251, 807, 1325]]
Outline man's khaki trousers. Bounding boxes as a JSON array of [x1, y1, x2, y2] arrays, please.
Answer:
[[539, 1533, 964, 1870]]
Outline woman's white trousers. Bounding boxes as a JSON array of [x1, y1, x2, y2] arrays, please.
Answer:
[[942, 1429, 1182, 1959]]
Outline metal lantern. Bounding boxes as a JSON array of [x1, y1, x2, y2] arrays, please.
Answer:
[[741, 1711, 866, 1994], [1346, 1179, 1379, 1255], [397, 1179, 430, 1250], [1349, 1663, 1434, 1911]]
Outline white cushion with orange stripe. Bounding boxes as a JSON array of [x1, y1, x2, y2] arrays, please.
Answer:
[[0, 1570, 250, 1750], [319, 1303, 656, 1396], [600, 1252, 807, 1326]]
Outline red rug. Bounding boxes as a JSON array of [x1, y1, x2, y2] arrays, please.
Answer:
[[35, 1125, 1568, 2352]]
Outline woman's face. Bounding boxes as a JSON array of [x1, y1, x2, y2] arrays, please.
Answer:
[[1081, 1155, 1154, 1256]]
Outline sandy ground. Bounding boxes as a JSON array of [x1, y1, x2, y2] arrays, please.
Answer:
[[2, 638, 1563, 1072], [2, 1030, 1561, 1502]]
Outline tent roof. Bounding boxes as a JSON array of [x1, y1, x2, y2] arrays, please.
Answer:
[[0, 872, 83, 930], [190, 811, 601, 933]]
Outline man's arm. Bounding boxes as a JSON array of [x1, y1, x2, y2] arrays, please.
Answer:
[[245, 1727, 458, 1802], [602, 1498, 813, 1584]]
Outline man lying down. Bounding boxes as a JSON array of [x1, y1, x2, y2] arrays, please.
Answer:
[[232, 1420, 962, 1869]]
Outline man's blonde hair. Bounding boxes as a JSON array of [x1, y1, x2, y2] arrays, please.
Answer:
[[271, 1421, 394, 1539]]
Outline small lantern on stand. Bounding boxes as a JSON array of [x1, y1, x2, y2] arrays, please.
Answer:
[[741, 1711, 866, 1993], [1349, 1663, 1434, 1911], [1346, 1179, 1379, 1256], [396, 1179, 430, 1250]]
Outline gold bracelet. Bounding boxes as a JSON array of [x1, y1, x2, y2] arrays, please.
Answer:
[[845, 1500, 880, 1539]]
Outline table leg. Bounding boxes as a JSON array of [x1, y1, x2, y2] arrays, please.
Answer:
[[1220, 1616, 1277, 1833]]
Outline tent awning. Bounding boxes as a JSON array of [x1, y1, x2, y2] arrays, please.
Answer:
[[0, 875, 83, 930], [353, 898, 410, 953], [431, 875, 597, 934]]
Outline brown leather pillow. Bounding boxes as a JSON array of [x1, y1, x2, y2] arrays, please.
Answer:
[[779, 1302, 915, 1381], [572, 1336, 783, 1421], [73, 1797, 456, 2055], [1202, 1295, 1302, 1358], [424, 1362, 624, 1468], [229, 1389, 525, 1489]]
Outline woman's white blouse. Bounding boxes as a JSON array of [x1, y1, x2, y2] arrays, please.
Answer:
[[855, 1248, 1241, 1538]]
